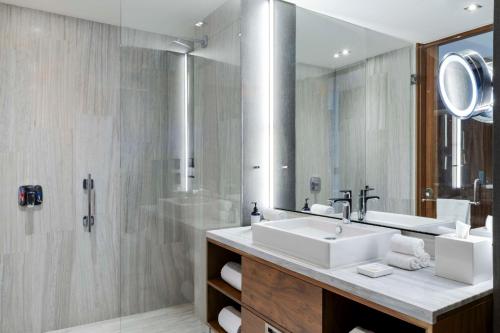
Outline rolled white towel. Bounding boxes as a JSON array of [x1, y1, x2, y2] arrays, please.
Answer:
[[419, 252, 431, 268], [221, 262, 242, 291], [390, 234, 426, 257], [261, 208, 288, 221], [385, 251, 421, 270], [310, 204, 335, 215], [218, 306, 241, 333]]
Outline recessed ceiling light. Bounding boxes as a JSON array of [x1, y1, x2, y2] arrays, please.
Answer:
[[464, 3, 482, 11], [334, 53, 340, 58], [195, 21, 205, 27], [342, 49, 350, 56]]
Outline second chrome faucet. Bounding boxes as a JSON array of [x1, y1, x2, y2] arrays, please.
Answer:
[[329, 186, 380, 223], [358, 185, 380, 221]]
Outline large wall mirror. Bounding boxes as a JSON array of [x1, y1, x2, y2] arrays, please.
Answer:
[[272, 1, 493, 235]]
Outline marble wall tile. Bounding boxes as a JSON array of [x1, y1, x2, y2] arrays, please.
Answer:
[[365, 47, 414, 214], [295, 64, 335, 209]]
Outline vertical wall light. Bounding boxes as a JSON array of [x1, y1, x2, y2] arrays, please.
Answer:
[[452, 118, 463, 188], [268, 0, 275, 208], [184, 54, 189, 192]]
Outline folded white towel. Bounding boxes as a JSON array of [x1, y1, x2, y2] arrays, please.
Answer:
[[349, 327, 374, 333], [221, 262, 242, 291], [385, 251, 421, 270], [310, 204, 335, 215], [390, 234, 426, 257], [261, 208, 288, 221], [218, 306, 241, 333], [437, 198, 470, 224]]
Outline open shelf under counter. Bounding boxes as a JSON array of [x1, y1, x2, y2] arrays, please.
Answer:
[[207, 278, 241, 305]]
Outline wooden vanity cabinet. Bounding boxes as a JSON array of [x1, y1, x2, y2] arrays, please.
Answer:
[[206, 238, 492, 333], [242, 257, 324, 333]]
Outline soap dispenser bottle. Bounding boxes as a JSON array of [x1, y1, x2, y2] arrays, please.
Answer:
[[250, 202, 261, 224], [302, 198, 311, 212]]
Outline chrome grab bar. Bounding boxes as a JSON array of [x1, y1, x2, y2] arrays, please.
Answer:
[[83, 174, 95, 232]]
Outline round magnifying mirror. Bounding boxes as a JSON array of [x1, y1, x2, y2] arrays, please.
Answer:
[[438, 50, 493, 123]]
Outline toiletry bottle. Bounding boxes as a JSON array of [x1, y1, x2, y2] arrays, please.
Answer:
[[250, 202, 261, 224], [302, 198, 311, 212]]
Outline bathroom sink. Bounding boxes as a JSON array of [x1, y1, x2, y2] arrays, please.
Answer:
[[252, 217, 399, 268], [351, 211, 455, 230]]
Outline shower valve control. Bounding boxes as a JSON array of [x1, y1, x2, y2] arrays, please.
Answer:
[[18, 185, 43, 207]]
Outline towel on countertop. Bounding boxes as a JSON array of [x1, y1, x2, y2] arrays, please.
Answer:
[[261, 208, 288, 221], [385, 251, 422, 271], [390, 234, 426, 258], [310, 204, 335, 216], [218, 306, 241, 333], [221, 262, 242, 291], [436, 198, 470, 225]]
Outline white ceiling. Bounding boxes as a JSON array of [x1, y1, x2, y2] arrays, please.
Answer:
[[296, 8, 411, 70], [0, 0, 228, 39], [286, 0, 493, 43], [1, 0, 493, 43]]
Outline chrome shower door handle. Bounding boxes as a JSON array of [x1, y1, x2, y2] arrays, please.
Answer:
[[83, 174, 95, 232]]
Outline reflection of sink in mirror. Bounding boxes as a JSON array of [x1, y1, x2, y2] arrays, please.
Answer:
[[351, 211, 455, 229], [252, 217, 399, 268]]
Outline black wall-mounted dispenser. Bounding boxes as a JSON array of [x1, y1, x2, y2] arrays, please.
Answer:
[[18, 185, 43, 207]]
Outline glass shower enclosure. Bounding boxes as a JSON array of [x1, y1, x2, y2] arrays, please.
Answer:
[[0, 0, 242, 332]]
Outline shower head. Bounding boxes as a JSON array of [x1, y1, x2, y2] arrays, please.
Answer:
[[172, 39, 194, 52], [170, 35, 208, 54]]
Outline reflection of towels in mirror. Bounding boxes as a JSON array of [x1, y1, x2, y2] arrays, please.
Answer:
[[436, 198, 470, 225], [310, 204, 335, 215]]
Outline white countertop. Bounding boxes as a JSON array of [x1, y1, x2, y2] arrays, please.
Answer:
[[207, 226, 493, 324]]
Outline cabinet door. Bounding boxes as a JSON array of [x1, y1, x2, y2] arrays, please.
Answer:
[[242, 257, 323, 333]]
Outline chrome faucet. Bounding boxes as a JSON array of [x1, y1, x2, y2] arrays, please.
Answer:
[[329, 190, 352, 224], [358, 186, 380, 221]]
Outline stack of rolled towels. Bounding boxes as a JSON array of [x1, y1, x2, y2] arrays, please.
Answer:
[[218, 262, 242, 333], [385, 234, 431, 271]]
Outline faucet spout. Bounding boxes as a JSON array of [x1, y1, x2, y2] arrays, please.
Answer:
[[357, 186, 380, 221]]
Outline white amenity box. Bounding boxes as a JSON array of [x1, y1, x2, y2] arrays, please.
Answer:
[[435, 233, 492, 285]]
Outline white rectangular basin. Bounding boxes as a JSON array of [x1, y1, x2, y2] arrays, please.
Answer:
[[252, 217, 399, 268]]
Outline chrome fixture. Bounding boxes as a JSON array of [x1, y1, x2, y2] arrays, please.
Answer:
[[470, 178, 482, 206], [83, 174, 95, 232], [438, 50, 493, 123], [171, 35, 208, 53], [194, 21, 204, 27], [464, 3, 482, 11], [358, 186, 380, 221], [329, 190, 352, 224]]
